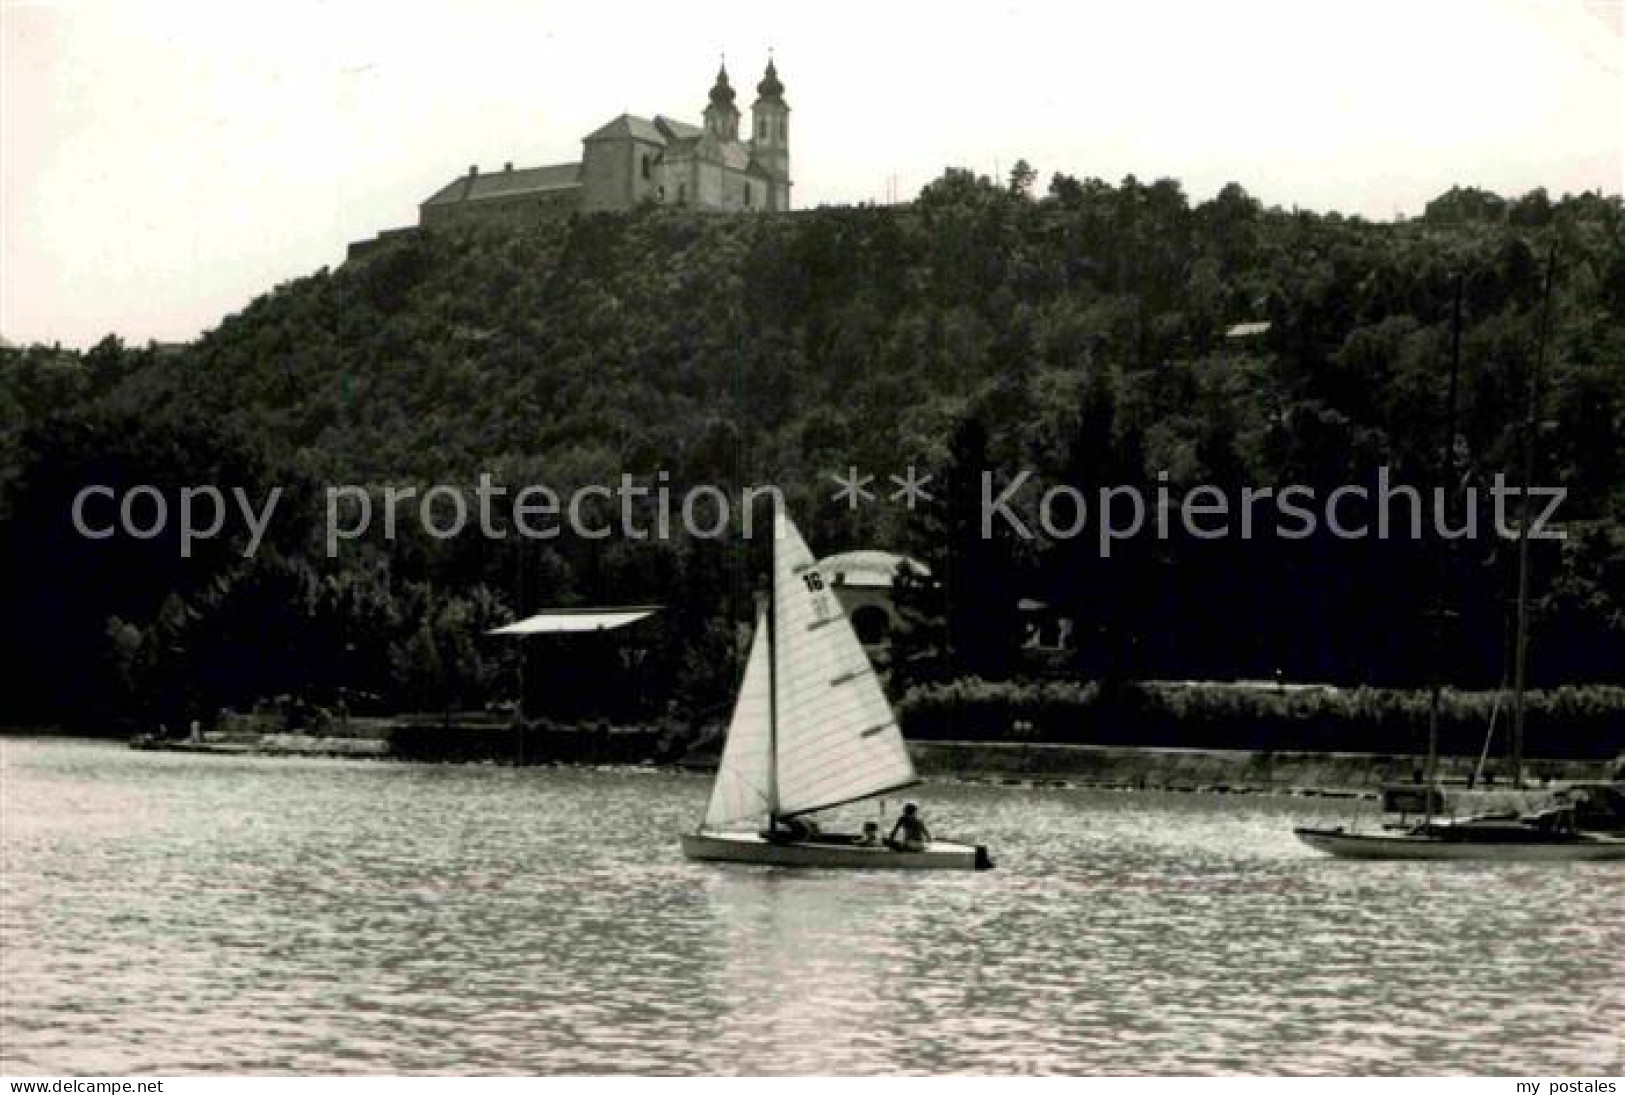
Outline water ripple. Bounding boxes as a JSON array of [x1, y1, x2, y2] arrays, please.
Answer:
[[2, 738, 1620, 1074]]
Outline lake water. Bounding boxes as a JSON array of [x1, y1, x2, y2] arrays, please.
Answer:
[[2, 736, 1620, 1075]]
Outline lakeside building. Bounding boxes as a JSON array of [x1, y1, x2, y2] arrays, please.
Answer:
[[815, 551, 926, 652]]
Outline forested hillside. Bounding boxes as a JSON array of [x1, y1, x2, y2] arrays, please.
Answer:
[[3, 169, 1622, 736]]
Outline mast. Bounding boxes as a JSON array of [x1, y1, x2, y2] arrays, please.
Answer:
[[1510, 246, 1557, 790], [766, 502, 780, 828], [516, 540, 527, 766], [1423, 275, 1464, 824]]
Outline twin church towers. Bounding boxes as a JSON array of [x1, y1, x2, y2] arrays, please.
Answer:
[[418, 58, 793, 230]]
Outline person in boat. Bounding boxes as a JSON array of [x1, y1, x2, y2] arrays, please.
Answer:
[[1529, 790, 1580, 834], [887, 802, 931, 852], [766, 815, 821, 844], [855, 821, 881, 847]]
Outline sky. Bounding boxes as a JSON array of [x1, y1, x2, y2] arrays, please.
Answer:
[[2, 0, 1621, 349]]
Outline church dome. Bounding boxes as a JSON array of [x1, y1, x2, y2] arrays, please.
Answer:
[[756, 59, 784, 100], [708, 65, 736, 108]]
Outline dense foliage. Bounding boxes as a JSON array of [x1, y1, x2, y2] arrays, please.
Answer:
[[2, 170, 1621, 742], [896, 678, 1624, 759]]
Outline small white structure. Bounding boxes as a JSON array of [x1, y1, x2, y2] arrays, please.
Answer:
[[814, 551, 928, 649], [487, 606, 661, 636], [1225, 320, 1272, 340]]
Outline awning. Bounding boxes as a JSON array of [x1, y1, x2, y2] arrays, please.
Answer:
[[486, 606, 661, 636]]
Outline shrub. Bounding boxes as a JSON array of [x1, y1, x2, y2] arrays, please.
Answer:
[[896, 678, 1625, 758]]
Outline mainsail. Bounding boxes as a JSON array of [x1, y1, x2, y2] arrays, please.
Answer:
[[771, 510, 919, 817], [701, 604, 774, 831]]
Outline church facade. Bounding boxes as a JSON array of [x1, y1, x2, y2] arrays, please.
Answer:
[[418, 60, 791, 231]]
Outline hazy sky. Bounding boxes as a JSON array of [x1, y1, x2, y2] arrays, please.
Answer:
[[3, 0, 1621, 348]]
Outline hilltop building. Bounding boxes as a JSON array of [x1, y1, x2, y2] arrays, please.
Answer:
[[418, 60, 791, 232]]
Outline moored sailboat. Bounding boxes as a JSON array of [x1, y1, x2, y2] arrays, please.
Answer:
[[1293, 815, 1625, 861], [1295, 255, 1625, 863], [680, 506, 992, 870]]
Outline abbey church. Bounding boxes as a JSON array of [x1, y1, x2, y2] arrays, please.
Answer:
[[418, 59, 792, 230]]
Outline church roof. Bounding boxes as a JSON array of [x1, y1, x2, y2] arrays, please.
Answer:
[[690, 131, 751, 171], [421, 162, 581, 207], [707, 64, 737, 109], [580, 112, 763, 169], [582, 113, 668, 144], [755, 58, 785, 101], [654, 115, 702, 142]]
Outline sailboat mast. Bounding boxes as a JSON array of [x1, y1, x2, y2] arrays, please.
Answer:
[[1423, 275, 1464, 823], [1511, 245, 1557, 791], [766, 506, 781, 828]]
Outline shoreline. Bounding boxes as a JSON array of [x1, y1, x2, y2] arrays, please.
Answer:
[[909, 740, 1618, 792], [14, 726, 1614, 803]]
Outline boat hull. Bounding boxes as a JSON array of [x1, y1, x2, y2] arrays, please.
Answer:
[[1294, 826, 1625, 861], [681, 831, 993, 870]]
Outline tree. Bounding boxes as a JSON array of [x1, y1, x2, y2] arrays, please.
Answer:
[[1008, 158, 1037, 199], [894, 415, 1026, 684], [1508, 188, 1554, 228]]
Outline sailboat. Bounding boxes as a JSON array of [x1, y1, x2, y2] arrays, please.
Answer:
[[680, 506, 993, 870], [1295, 258, 1625, 862]]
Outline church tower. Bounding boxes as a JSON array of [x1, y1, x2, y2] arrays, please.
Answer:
[[702, 64, 740, 141], [750, 58, 790, 210]]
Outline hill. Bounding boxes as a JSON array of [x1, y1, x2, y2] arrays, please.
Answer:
[[2, 170, 1622, 736]]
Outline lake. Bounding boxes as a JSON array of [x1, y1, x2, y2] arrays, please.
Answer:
[[1, 736, 1620, 1075]]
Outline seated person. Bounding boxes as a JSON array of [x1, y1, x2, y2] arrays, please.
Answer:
[[854, 821, 881, 847], [1528, 797, 1578, 835], [765, 815, 820, 844], [887, 802, 931, 852]]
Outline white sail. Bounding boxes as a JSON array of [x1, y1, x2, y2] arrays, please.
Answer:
[[701, 606, 775, 831], [771, 509, 918, 817]]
